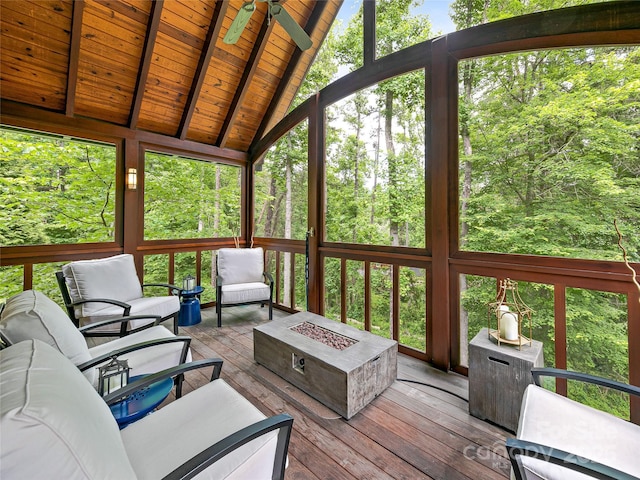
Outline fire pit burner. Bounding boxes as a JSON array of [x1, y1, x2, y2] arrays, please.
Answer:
[[290, 322, 358, 350]]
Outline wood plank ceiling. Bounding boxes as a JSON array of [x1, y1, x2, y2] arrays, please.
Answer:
[[0, 0, 340, 153]]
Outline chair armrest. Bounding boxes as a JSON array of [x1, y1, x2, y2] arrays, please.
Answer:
[[78, 314, 162, 334], [263, 271, 274, 285], [143, 283, 181, 295], [161, 413, 294, 480], [103, 358, 224, 405], [76, 336, 191, 372], [506, 438, 638, 480], [531, 368, 640, 397], [69, 297, 132, 314]]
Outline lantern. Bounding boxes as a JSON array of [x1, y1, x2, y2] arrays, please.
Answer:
[[98, 356, 130, 396], [487, 278, 533, 349], [183, 274, 196, 291]]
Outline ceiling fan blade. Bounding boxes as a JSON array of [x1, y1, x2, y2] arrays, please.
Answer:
[[269, 3, 312, 51], [223, 1, 256, 45]]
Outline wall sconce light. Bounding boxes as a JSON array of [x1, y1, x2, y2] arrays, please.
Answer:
[[127, 168, 137, 190]]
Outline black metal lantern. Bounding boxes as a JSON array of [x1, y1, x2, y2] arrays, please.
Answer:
[[98, 356, 130, 396]]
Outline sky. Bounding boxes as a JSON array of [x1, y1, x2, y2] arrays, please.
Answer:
[[335, 0, 456, 37]]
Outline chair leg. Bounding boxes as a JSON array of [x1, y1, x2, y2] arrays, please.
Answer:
[[216, 301, 222, 328], [173, 312, 179, 334], [269, 298, 273, 320], [174, 373, 184, 399]]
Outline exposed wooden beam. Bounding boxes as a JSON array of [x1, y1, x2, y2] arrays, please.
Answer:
[[363, 0, 375, 65], [178, 1, 228, 140], [249, 0, 329, 150], [217, 11, 273, 148], [65, 0, 84, 117], [129, 0, 164, 129]]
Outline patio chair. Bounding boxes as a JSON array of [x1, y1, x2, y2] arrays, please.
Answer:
[[57, 253, 180, 335], [0, 290, 192, 397], [216, 247, 274, 327], [1, 339, 293, 480], [506, 368, 640, 480]]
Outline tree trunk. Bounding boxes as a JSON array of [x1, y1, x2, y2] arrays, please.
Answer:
[[283, 135, 293, 307], [385, 89, 397, 338], [370, 113, 381, 223]]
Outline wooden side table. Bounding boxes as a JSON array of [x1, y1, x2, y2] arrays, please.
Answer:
[[468, 327, 544, 433]]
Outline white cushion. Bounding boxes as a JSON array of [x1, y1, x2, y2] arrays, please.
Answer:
[[221, 282, 271, 305], [88, 325, 192, 387], [121, 378, 278, 479], [62, 254, 144, 317], [0, 290, 95, 384], [218, 248, 265, 285], [91, 296, 179, 327], [0, 339, 137, 479], [516, 384, 640, 479]]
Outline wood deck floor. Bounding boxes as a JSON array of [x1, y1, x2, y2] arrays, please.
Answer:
[[168, 305, 511, 480]]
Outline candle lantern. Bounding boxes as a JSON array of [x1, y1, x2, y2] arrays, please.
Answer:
[[183, 274, 196, 291], [98, 356, 130, 397], [487, 278, 533, 349]]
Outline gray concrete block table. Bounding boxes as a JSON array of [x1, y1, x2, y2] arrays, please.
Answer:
[[254, 312, 397, 419], [468, 328, 544, 432]]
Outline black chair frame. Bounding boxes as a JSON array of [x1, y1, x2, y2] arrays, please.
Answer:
[[507, 367, 640, 480], [104, 359, 294, 480], [56, 270, 180, 336], [215, 254, 274, 328]]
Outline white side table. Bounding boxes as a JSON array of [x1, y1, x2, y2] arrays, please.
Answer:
[[468, 327, 544, 432]]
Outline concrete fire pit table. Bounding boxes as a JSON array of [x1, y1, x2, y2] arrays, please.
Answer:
[[254, 312, 397, 419]]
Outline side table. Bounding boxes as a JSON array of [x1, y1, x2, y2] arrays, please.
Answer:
[[178, 286, 204, 326], [468, 327, 544, 433], [110, 375, 173, 429]]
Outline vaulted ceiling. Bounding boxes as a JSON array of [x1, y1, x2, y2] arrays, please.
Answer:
[[0, 0, 340, 152]]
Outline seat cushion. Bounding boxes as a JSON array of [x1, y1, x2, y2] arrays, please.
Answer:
[[217, 248, 265, 285], [516, 384, 640, 479], [88, 325, 192, 387], [121, 378, 278, 480], [221, 282, 270, 305], [62, 254, 144, 317], [0, 339, 136, 479], [0, 290, 95, 384], [91, 296, 180, 328]]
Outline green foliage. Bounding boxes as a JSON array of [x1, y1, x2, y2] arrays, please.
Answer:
[[144, 152, 241, 240], [0, 129, 116, 246]]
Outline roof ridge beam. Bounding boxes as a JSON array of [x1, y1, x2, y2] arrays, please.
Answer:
[[65, 0, 84, 117]]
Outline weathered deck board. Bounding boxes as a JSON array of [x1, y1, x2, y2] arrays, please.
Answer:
[[155, 305, 511, 479]]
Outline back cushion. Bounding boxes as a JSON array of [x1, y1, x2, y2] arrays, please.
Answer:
[[0, 339, 137, 479], [62, 254, 144, 317], [217, 247, 265, 285], [0, 290, 95, 384]]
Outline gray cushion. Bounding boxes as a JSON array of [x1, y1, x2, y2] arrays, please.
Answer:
[[0, 290, 95, 384], [0, 339, 137, 479]]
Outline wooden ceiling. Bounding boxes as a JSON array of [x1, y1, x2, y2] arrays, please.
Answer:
[[0, 0, 340, 152]]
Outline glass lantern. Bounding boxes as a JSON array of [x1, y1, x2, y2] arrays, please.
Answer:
[[183, 274, 196, 291], [98, 357, 130, 396], [487, 278, 533, 349]]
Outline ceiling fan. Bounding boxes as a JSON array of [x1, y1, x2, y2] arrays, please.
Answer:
[[223, 0, 313, 51]]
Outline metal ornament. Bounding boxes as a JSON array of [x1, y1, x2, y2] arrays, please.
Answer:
[[487, 278, 533, 349]]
